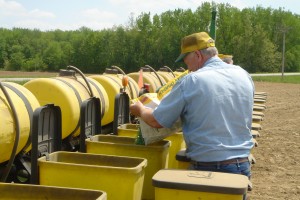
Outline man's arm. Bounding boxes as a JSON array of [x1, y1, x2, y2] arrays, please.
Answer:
[[130, 101, 163, 128]]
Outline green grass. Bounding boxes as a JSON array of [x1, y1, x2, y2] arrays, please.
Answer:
[[252, 75, 300, 84], [0, 74, 57, 78], [15, 80, 29, 85], [0, 75, 55, 78], [0, 80, 29, 85]]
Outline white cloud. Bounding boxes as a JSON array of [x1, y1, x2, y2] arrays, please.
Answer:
[[0, 0, 26, 16], [28, 9, 56, 19], [78, 8, 120, 30], [213, 0, 252, 10], [108, 0, 207, 22], [0, 0, 55, 18], [77, 20, 117, 30], [14, 19, 55, 30], [81, 8, 118, 20], [0, 0, 56, 30]]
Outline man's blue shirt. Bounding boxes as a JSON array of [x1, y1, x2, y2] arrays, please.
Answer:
[[153, 57, 254, 162]]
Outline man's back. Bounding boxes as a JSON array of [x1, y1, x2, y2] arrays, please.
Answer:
[[153, 57, 254, 162], [181, 57, 254, 161]]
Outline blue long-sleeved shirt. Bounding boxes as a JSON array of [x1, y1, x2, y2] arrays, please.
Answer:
[[153, 57, 254, 162]]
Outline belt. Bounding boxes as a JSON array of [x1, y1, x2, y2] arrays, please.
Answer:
[[191, 157, 249, 166]]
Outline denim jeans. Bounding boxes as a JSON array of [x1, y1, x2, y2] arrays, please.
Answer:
[[189, 160, 251, 179], [189, 160, 251, 200]]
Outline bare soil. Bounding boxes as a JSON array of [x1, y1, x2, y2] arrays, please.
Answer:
[[249, 81, 300, 200], [0, 70, 58, 77]]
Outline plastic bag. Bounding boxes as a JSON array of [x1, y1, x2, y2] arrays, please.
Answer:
[[139, 117, 181, 145], [131, 93, 182, 145]]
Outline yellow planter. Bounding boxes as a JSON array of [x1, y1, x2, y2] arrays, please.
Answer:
[[0, 182, 106, 200], [175, 148, 191, 169], [252, 111, 264, 117], [38, 151, 146, 200], [252, 115, 262, 124], [253, 105, 265, 112], [252, 123, 262, 131], [118, 123, 186, 169], [89, 74, 139, 123], [86, 135, 170, 200], [128, 72, 165, 93], [117, 123, 139, 137], [153, 169, 248, 200], [0, 82, 40, 163], [157, 71, 176, 83], [24, 77, 109, 137], [254, 99, 266, 104], [251, 130, 260, 138], [255, 92, 267, 96]]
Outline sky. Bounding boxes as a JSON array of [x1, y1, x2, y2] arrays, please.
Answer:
[[0, 0, 298, 31]]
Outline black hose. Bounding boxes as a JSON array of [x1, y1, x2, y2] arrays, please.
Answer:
[[0, 82, 20, 182], [67, 65, 94, 97], [162, 66, 176, 77], [144, 65, 164, 86], [111, 66, 135, 99], [111, 65, 126, 75]]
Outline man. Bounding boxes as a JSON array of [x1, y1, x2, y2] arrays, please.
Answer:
[[130, 32, 254, 179], [219, 54, 234, 64]]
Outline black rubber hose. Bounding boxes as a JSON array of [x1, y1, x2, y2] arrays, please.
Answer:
[[162, 66, 176, 77], [0, 82, 20, 182], [111, 66, 135, 98], [144, 65, 164, 86], [67, 65, 94, 97], [111, 65, 126, 75]]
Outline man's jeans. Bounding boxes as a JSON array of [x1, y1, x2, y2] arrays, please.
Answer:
[[189, 160, 251, 200], [189, 160, 251, 179]]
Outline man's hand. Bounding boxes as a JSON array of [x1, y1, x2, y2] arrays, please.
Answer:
[[129, 101, 163, 128], [129, 101, 144, 117]]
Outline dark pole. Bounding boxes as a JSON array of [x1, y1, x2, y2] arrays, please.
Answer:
[[281, 31, 286, 79], [277, 25, 291, 79], [209, 2, 217, 42]]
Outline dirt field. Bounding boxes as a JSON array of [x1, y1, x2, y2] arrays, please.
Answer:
[[0, 70, 58, 77], [1, 71, 299, 199], [249, 81, 300, 200]]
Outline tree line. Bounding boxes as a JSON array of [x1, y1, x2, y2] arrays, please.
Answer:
[[0, 2, 299, 74]]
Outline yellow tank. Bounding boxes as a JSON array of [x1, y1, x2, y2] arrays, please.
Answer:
[[157, 71, 176, 83], [146, 71, 167, 87], [0, 82, 40, 163], [173, 69, 186, 77], [89, 74, 139, 125], [128, 71, 165, 93], [153, 170, 249, 200], [24, 76, 109, 139], [157, 70, 189, 100]]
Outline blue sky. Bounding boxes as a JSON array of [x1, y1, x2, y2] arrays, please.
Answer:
[[0, 0, 298, 31]]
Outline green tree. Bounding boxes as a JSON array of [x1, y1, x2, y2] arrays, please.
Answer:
[[5, 45, 25, 70], [22, 56, 47, 71], [286, 45, 300, 72], [216, 3, 241, 54], [0, 37, 7, 68], [42, 41, 63, 71]]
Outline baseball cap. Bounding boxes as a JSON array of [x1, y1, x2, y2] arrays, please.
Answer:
[[175, 32, 215, 62]]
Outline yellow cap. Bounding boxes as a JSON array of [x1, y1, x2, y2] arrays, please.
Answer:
[[219, 54, 233, 58], [218, 54, 225, 59], [175, 32, 215, 62]]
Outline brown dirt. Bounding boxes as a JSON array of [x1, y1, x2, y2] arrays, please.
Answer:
[[0, 70, 94, 78], [249, 81, 300, 200], [0, 71, 58, 77]]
